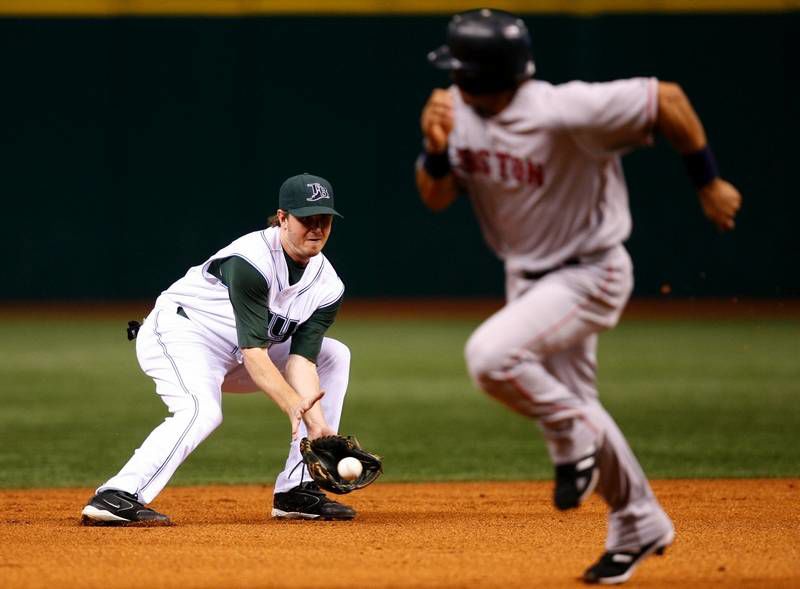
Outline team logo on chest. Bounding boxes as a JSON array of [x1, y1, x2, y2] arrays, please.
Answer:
[[266, 312, 300, 343], [306, 183, 330, 202]]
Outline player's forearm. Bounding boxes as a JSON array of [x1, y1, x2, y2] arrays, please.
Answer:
[[417, 88, 458, 210], [656, 80, 733, 196], [242, 348, 302, 415], [655, 81, 707, 154], [415, 165, 458, 211], [654, 80, 741, 229], [284, 354, 330, 436]]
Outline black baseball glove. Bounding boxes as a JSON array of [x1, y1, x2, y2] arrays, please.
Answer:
[[299, 435, 383, 495]]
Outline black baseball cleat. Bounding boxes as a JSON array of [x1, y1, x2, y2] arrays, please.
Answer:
[[554, 450, 599, 510], [80, 489, 172, 526], [583, 529, 675, 585], [272, 482, 356, 520]]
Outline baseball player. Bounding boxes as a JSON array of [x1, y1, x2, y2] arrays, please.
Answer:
[[417, 9, 741, 585], [81, 173, 359, 524]]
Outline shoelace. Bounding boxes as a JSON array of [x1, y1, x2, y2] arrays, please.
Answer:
[[285, 462, 325, 498], [288, 459, 307, 488]]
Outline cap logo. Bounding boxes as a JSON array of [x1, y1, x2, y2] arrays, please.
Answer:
[[306, 182, 330, 202]]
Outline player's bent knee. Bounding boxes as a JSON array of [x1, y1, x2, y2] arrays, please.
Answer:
[[319, 338, 351, 370], [465, 336, 520, 385], [193, 400, 223, 435], [466, 340, 547, 403]]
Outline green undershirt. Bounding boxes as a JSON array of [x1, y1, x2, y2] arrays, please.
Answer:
[[207, 252, 341, 363]]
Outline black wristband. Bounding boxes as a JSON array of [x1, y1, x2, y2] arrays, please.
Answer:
[[421, 149, 451, 179], [682, 145, 719, 190]]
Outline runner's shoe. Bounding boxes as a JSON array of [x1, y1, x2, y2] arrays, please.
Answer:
[[554, 450, 599, 510]]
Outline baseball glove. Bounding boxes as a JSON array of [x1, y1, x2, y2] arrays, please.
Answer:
[[299, 435, 383, 495]]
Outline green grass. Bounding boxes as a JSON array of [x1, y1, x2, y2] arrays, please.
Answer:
[[0, 315, 798, 488]]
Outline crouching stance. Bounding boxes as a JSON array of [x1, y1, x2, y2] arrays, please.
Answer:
[[82, 173, 360, 525], [418, 9, 741, 585]]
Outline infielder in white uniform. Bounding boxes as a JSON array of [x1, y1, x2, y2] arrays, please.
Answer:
[[417, 9, 741, 585], [82, 173, 359, 524]]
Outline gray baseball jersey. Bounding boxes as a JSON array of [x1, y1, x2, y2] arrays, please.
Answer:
[[447, 77, 658, 275], [449, 77, 673, 553]]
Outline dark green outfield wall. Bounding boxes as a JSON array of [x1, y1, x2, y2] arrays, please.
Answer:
[[0, 14, 797, 300]]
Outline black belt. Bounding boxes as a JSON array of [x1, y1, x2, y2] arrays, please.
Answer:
[[521, 257, 581, 281]]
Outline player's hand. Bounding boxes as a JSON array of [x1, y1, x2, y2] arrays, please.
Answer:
[[699, 178, 742, 231], [301, 394, 336, 440], [304, 421, 337, 441], [288, 390, 325, 441], [421, 89, 454, 154]]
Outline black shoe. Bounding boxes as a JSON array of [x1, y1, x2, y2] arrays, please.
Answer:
[[80, 489, 172, 526], [583, 529, 675, 584], [272, 482, 356, 520], [554, 450, 599, 510]]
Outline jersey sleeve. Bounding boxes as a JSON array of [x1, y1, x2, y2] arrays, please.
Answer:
[[210, 256, 272, 349], [552, 77, 659, 157], [289, 296, 342, 363]]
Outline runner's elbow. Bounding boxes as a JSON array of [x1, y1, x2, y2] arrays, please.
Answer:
[[657, 81, 689, 113]]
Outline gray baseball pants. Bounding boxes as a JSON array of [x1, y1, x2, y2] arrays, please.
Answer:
[[464, 245, 673, 551]]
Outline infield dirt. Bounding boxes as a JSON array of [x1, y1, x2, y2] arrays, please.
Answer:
[[1, 480, 797, 588]]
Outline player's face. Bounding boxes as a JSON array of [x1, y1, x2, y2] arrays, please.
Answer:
[[458, 88, 516, 118], [279, 211, 333, 263]]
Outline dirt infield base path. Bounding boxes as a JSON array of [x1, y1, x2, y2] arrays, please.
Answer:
[[1, 480, 797, 588]]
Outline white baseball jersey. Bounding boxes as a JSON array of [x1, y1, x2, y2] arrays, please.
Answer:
[[448, 77, 658, 275], [95, 227, 350, 504], [159, 227, 344, 357]]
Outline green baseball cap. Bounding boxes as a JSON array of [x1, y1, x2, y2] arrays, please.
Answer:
[[278, 173, 343, 218]]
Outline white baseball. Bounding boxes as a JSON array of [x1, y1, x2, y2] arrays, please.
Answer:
[[337, 456, 363, 481]]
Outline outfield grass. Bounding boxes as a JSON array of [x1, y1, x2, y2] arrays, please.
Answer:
[[0, 314, 797, 487]]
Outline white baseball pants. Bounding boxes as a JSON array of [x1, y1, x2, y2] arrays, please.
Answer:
[[98, 303, 350, 504], [464, 245, 672, 551]]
